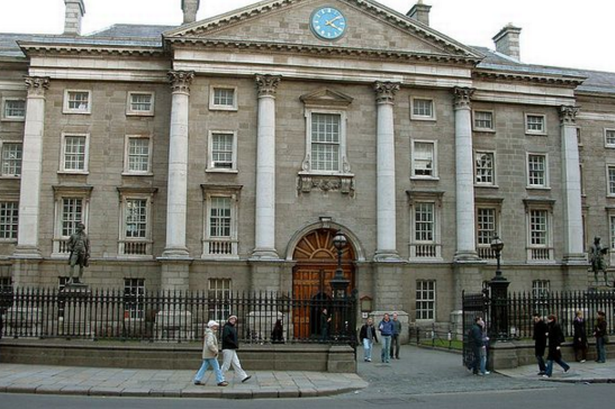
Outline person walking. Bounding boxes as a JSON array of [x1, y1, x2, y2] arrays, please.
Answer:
[[593, 310, 608, 363], [478, 317, 490, 375], [193, 320, 228, 387], [359, 317, 378, 362], [390, 312, 402, 360], [468, 316, 483, 375], [573, 310, 588, 363], [533, 313, 548, 375], [544, 314, 571, 378], [378, 313, 394, 363], [221, 315, 251, 383]]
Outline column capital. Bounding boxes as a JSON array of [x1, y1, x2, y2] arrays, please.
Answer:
[[374, 81, 400, 104], [168, 70, 194, 94], [453, 87, 475, 110], [24, 76, 50, 97], [560, 105, 579, 125], [255, 74, 281, 97]]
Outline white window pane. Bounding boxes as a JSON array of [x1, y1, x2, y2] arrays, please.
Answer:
[[128, 138, 150, 172], [1, 143, 22, 176]]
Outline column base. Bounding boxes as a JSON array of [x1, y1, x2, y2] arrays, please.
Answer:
[[12, 245, 42, 259], [373, 250, 401, 262], [454, 250, 481, 262], [161, 247, 190, 259], [562, 253, 588, 265], [250, 248, 280, 260]]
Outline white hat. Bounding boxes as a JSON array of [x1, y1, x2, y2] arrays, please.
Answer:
[[228, 315, 238, 321], [207, 320, 219, 328]]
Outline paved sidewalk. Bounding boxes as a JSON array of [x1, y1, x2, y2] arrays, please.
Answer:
[[498, 360, 615, 383], [0, 363, 367, 399]]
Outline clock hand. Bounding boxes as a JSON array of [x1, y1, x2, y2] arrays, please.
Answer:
[[325, 15, 343, 26], [329, 22, 343, 31]]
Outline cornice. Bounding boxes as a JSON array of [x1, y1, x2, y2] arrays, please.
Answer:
[[169, 38, 481, 66], [18, 43, 165, 58], [473, 69, 585, 87]]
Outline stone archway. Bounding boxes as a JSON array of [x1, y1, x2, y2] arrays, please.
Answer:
[[292, 228, 355, 339]]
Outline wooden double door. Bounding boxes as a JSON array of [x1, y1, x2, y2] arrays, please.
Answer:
[[292, 228, 355, 339]]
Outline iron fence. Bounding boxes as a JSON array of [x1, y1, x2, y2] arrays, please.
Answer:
[[0, 287, 357, 345]]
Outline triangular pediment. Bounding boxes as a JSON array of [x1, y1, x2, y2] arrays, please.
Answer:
[[300, 88, 354, 107], [164, 0, 482, 62]]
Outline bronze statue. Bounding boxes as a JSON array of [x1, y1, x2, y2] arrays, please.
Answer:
[[67, 222, 90, 284], [589, 236, 609, 285]]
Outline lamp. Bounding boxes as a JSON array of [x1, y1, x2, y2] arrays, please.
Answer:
[[490, 235, 505, 281], [329, 230, 349, 299]]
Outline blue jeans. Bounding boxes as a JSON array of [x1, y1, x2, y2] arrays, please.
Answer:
[[536, 354, 546, 373], [194, 358, 224, 384], [545, 353, 570, 377], [480, 346, 488, 374], [362, 338, 373, 361], [597, 337, 606, 362], [380, 335, 391, 362]]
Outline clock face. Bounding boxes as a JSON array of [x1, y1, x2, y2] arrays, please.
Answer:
[[310, 7, 347, 41]]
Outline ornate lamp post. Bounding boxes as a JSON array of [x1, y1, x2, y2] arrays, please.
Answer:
[[489, 235, 510, 340], [330, 231, 349, 299]]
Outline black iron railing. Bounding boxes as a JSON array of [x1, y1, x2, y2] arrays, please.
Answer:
[[0, 287, 357, 345]]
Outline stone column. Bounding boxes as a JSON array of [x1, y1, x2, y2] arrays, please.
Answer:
[[560, 106, 585, 263], [14, 76, 50, 259], [162, 71, 194, 258], [374, 81, 400, 261], [453, 87, 478, 261], [251, 74, 280, 259]]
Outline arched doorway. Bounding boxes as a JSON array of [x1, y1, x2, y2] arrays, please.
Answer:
[[292, 228, 355, 339]]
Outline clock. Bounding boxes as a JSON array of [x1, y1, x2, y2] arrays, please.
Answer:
[[310, 7, 347, 41]]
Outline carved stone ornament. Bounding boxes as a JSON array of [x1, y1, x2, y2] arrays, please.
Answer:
[[453, 87, 475, 110], [374, 81, 400, 104], [24, 76, 50, 96], [297, 174, 355, 196], [256, 74, 281, 97], [168, 71, 195, 93], [559, 105, 579, 125]]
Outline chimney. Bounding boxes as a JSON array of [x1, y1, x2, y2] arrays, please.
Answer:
[[63, 0, 86, 36], [407, 0, 432, 26], [493, 24, 522, 61], [182, 0, 200, 24]]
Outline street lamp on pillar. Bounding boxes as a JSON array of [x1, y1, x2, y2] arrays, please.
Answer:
[[489, 234, 510, 340], [330, 230, 349, 299], [490, 235, 505, 281]]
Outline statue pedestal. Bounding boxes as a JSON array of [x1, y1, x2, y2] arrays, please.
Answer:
[[59, 284, 92, 338]]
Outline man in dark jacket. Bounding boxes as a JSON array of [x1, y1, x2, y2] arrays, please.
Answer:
[[378, 313, 394, 363], [220, 315, 251, 383], [359, 317, 378, 362], [533, 313, 548, 375], [390, 312, 402, 359], [544, 314, 570, 378], [469, 316, 484, 375]]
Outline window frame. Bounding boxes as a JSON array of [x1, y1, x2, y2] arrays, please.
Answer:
[[526, 153, 549, 189], [1, 98, 26, 121], [0, 201, 19, 241], [301, 108, 349, 175], [126, 91, 155, 116], [123, 134, 153, 175], [52, 186, 92, 256], [525, 113, 547, 135], [208, 278, 232, 323], [607, 165, 615, 197], [411, 139, 438, 180], [0, 141, 22, 178], [201, 184, 241, 259], [407, 191, 444, 261], [118, 188, 156, 258], [415, 279, 436, 321], [209, 86, 238, 111], [524, 199, 555, 263], [207, 130, 238, 173], [472, 109, 495, 132], [124, 278, 146, 320], [474, 150, 496, 186], [63, 90, 92, 114], [605, 128, 615, 148], [410, 97, 436, 121], [60, 133, 90, 174]]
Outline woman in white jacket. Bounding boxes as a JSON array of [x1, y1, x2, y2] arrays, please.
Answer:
[[193, 320, 228, 386]]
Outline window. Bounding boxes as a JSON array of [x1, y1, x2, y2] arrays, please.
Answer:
[[475, 151, 495, 185], [606, 129, 615, 148], [527, 154, 548, 188], [473, 110, 494, 131], [415, 202, 434, 243], [52, 186, 92, 255], [610, 215, 615, 251], [476, 207, 497, 257], [61, 134, 89, 173], [63, 90, 91, 114], [532, 280, 550, 316], [1, 142, 22, 177], [524, 200, 554, 262], [411, 140, 437, 178], [124, 135, 152, 174], [2, 98, 25, 120], [311, 113, 341, 172], [411, 98, 435, 120], [202, 188, 240, 258], [608, 166, 615, 196], [0, 201, 18, 240], [118, 188, 156, 257], [126, 92, 154, 116], [207, 131, 237, 171], [124, 278, 145, 319], [209, 86, 237, 110], [408, 195, 442, 260], [208, 278, 232, 323], [525, 114, 546, 135], [416, 280, 436, 320]]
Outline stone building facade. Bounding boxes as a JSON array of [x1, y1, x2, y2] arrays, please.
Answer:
[[1, 0, 614, 335]]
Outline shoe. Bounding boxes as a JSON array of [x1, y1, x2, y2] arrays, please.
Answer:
[[483, 371, 490, 375], [598, 360, 606, 364], [241, 375, 252, 383], [367, 359, 371, 362], [564, 368, 570, 374], [194, 381, 203, 385], [580, 360, 586, 363], [542, 375, 550, 378], [537, 371, 546, 375], [217, 381, 229, 387]]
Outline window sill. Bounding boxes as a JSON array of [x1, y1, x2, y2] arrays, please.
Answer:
[[410, 176, 440, 181], [1, 117, 25, 122], [209, 106, 238, 112], [126, 112, 154, 117], [57, 171, 89, 175], [0, 175, 20, 179], [526, 186, 551, 191], [525, 131, 547, 136], [475, 184, 499, 189], [62, 110, 91, 115], [206, 168, 238, 174], [121, 172, 154, 177], [473, 128, 496, 134], [410, 116, 437, 122]]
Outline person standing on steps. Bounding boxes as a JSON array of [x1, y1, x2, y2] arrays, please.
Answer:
[[193, 320, 228, 387], [221, 315, 252, 383], [533, 313, 548, 375], [390, 312, 401, 360]]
